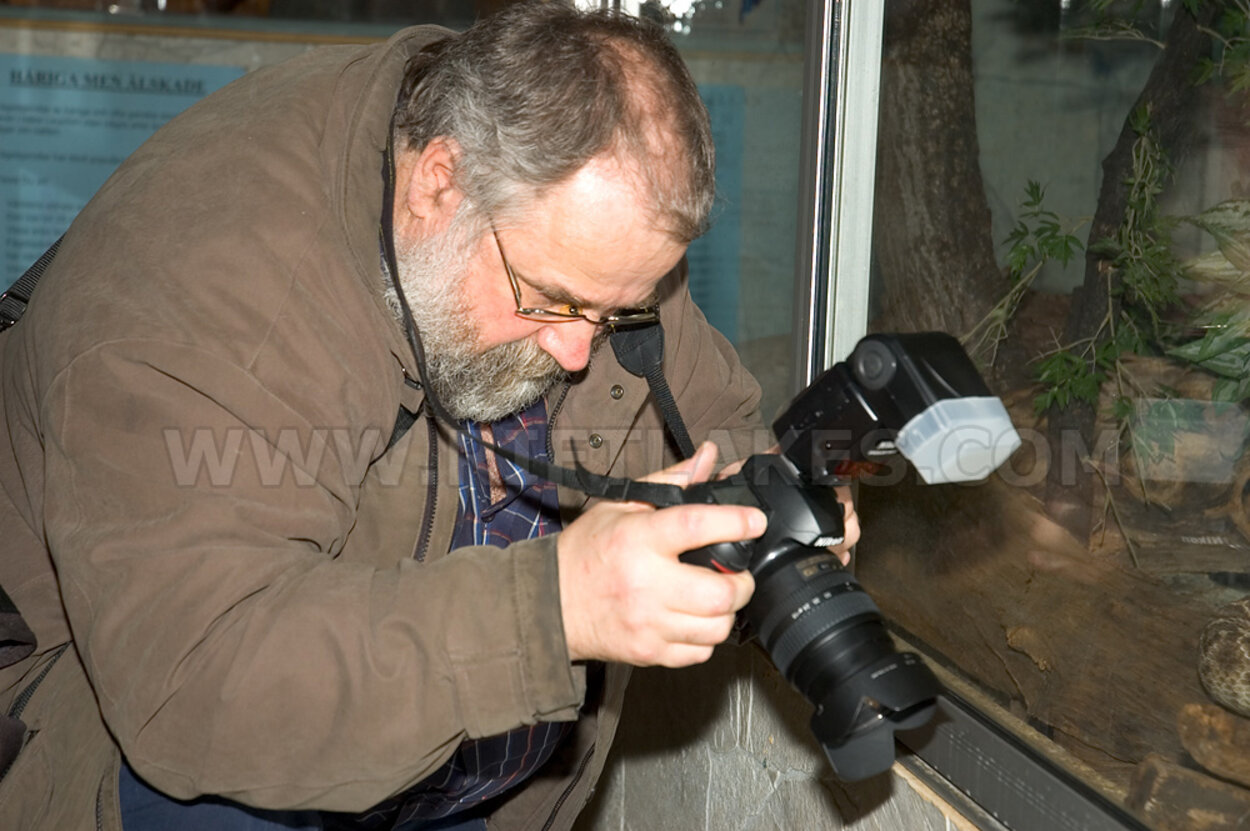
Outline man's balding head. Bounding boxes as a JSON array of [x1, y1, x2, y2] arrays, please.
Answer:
[[392, 2, 715, 243]]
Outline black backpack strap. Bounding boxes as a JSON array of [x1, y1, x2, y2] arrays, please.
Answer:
[[1, 235, 63, 332]]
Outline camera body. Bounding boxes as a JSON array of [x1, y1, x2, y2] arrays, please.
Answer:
[[676, 332, 1021, 781]]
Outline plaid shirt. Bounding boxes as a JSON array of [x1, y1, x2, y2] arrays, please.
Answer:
[[339, 398, 571, 829]]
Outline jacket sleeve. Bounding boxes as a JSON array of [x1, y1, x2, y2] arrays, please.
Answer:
[[40, 339, 581, 811]]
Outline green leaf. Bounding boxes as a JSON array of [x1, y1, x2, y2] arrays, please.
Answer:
[[1168, 333, 1250, 378], [1033, 349, 1108, 415], [1024, 180, 1044, 206], [1112, 395, 1134, 421], [1212, 377, 1250, 403]]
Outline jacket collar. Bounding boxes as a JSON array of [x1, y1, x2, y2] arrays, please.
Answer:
[[327, 25, 453, 384]]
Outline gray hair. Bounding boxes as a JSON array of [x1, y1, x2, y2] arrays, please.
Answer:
[[392, 2, 715, 243]]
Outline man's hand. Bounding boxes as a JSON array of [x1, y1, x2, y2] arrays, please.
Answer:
[[830, 484, 860, 565], [557, 441, 763, 668], [717, 449, 860, 566]]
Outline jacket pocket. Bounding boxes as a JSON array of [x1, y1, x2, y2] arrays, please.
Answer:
[[0, 643, 65, 789], [0, 721, 54, 826], [0, 713, 27, 781], [0, 644, 115, 831]]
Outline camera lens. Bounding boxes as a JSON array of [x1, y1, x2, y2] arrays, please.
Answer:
[[749, 553, 879, 678], [743, 547, 940, 780]]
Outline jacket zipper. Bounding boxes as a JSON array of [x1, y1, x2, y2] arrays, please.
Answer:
[[96, 775, 106, 831], [413, 412, 439, 562], [408, 378, 579, 822], [545, 382, 571, 462], [6, 643, 67, 720], [538, 379, 583, 830], [2, 646, 69, 805], [541, 744, 595, 831]]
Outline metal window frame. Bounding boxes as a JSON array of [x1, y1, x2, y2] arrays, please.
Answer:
[[791, 0, 881, 391]]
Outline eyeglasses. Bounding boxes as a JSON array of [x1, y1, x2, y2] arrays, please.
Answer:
[[492, 225, 659, 328]]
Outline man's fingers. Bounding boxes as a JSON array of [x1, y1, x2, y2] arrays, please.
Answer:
[[639, 501, 766, 555], [557, 443, 775, 667], [653, 644, 716, 668], [831, 485, 859, 565], [679, 616, 736, 648], [668, 566, 755, 618], [639, 440, 719, 489], [725, 569, 754, 611]]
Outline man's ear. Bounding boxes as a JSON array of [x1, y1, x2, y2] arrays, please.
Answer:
[[397, 137, 464, 227]]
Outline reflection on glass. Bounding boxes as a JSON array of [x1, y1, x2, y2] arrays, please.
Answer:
[[672, 0, 805, 417], [859, 1, 1250, 826]]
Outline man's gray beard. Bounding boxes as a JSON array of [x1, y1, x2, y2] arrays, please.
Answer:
[[389, 219, 569, 423]]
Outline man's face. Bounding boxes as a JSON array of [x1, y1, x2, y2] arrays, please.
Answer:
[[394, 153, 688, 423], [394, 211, 568, 423]]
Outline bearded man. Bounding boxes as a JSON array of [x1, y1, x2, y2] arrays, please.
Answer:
[[0, 4, 856, 831]]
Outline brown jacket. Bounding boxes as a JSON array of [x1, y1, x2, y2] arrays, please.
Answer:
[[0, 26, 762, 831]]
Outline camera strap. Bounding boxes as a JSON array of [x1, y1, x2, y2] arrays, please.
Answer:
[[0, 234, 62, 332], [609, 324, 695, 460]]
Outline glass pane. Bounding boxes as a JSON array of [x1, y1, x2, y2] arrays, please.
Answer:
[[675, 0, 807, 417], [860, 2, 1250, 825], [0, 13, 398, 291]]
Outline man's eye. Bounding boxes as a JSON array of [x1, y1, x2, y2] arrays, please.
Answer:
[[558, 304, 583, 317]]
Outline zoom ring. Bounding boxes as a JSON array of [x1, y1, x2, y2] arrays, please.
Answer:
[[755, 569, 862, 647], [768, 590, 881, 678]]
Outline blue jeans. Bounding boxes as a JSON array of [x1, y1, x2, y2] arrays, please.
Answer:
[[119, 762, 488, 831]]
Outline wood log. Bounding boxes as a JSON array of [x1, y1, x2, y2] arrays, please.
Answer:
[[1126, 754, 1250, 830], [872, 0, 1002, 341], [1178, 702, 1250, 790]]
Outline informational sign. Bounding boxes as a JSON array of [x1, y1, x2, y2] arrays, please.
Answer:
[[688, 83, 744, 344], [0, 55, 244, 290]]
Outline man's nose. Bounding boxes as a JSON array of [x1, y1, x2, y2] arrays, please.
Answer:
[[535, 320, 598, 372]]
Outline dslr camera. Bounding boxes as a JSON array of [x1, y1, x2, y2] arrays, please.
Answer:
[[675, 332, 1021, 781]]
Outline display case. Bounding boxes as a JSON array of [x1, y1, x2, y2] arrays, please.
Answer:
[[856, 2, 1250, 828]]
